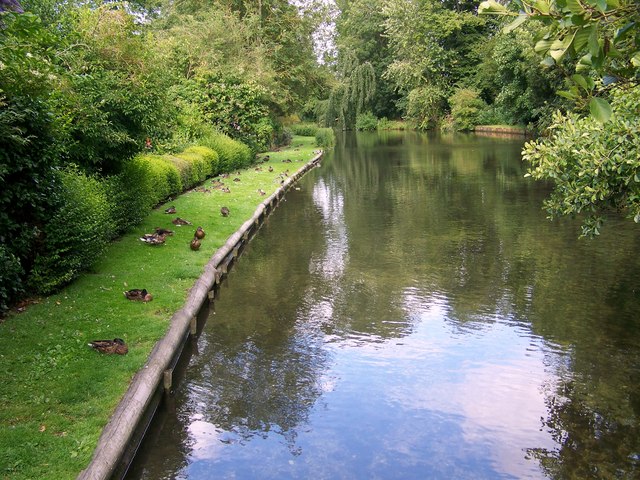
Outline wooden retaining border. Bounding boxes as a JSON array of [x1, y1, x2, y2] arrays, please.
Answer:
[[77, 151, 324, 480]]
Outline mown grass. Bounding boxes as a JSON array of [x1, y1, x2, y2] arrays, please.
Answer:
[[0, 136, 320, 480]]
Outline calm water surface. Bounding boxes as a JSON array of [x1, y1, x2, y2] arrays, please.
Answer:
[[127, 131, 640, 479]]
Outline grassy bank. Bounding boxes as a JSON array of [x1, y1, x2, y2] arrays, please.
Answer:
[[0, 136, 320, 480]]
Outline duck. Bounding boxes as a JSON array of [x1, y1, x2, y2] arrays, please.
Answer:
[[164, 206, 177, 214], [220, 206, 230, 217], [262, 155, 270, 162], [268, 166, 274, 172], [190, 237, 201, 251], [172, 217, 192, 226], [88, 338, 128, 355], [139, 233, 166, 245], [154, 227, 174, 236], [258, 189, 266, 196], [194, 226, 206, 239], [124, 288, 153, 302], [233, 177, 241, 182], [222, 187, 231, 193]]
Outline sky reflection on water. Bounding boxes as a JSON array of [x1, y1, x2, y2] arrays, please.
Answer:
[[127, 131, 640, 480]]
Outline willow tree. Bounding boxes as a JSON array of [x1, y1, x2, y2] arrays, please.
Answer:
[[325, 50, 376, 129]]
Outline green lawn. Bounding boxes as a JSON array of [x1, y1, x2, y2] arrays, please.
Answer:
[[0, 136, 320, 480]]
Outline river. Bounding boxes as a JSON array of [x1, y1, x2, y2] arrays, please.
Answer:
[[126, 131, 640, 479]]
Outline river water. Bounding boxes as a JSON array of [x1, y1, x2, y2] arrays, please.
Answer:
[[127, 131, 640, 479]]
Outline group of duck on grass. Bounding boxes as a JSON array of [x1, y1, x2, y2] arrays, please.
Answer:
[[87, 157, 296, 356]]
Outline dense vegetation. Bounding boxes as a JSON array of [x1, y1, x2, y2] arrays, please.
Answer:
[[328, 0, 638, 235], [0, 0, 638, 310], [0, 0, 331, 313]]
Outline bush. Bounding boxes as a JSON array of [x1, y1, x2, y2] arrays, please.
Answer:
[[173, 150, 210, 187], [449, 88, 487, 131], [377, 117, 407, 130], [184, 146, 219, 176], [291, 123, 319, 136], [523, 85, 640, 237], [0, 245, 24, 314], [29, 168, 111, 294], [254, 117, 275, 152], [355, 112, 378, 131], [199, 130, 252, 172], [315, 128, 336, 148], [406, 85, 447, 130]]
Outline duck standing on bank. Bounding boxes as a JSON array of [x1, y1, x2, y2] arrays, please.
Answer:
[[220, 206, 230, 217], [124, 289, 153, 302], [190, 237, 201, 251], [194, 226, 206, 239], [88, 338, 128, 355]]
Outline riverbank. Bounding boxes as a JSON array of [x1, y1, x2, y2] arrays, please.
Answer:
[[473, 124, 528, 136], [0, 136, 321, 480]]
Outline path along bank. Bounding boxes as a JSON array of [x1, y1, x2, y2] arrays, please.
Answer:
[[0, 136, 322, 480]]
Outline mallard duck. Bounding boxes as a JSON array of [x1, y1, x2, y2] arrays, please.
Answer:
[[139, 233, 166, 245], [220, 206, 230, 217], [233, 177, 241, 182], [194, 226, 206, 239], [268, 166, 274, 172], [88, 338, 128, 355], [258, 189, 266, 196], [262, 155, 270, 162], [172, 217, 192, 226], [124, 288, 153, 302], [154, 227, 174, 236], [190, 237, 201, 251], [222, 187, 231, 193], [165, 206, 177, 214]]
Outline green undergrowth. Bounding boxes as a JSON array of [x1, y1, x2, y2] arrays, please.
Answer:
[[0, 136, 320, 480]]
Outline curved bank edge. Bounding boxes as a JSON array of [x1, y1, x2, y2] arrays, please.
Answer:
[[78, 150, 324, 480]]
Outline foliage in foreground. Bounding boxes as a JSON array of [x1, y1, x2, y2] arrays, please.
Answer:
[[523, 86, 640, 237]]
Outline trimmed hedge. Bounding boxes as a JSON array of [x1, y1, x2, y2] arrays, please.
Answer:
[[29, 168, 112, 294], [291, 123, 319, 136], [21, 135, 249, 297], [199, 130, 252, 172]]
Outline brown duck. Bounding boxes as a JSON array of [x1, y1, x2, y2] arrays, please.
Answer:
[[172, 217, 192, 226], [194, 226, 206, 239], [190, 237, 201, 251], [124, 288, 153, 302], [139, 233, 166, 245], [88, 338, 128, 355], [154, 227, 174, 236], [220, 206, 230, 217], [164, 206, 177, 214]]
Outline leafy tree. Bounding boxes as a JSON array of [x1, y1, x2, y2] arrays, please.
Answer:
[[335, 0, 402, 118], [479, 0, 640, 122], [523, 85, 640, 236], [325, 50, 376, 129]]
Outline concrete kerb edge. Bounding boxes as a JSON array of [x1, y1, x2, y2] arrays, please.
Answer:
[[77, 150, 323, 480]]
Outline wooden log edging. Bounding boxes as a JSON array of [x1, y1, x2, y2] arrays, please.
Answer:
[[78, 150, 323, 480]]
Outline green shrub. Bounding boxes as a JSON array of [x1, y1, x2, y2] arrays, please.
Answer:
[[199, 130, 252, 172], [184, 146, 219, 176], [254, 117, 275, 152], [406, 85, 447, 130], [449, 88, 487, 131], [355, 112, 378, 131], [315, 128, 336, 148], [377, 117, 407, 130], [291, 123, 319, 136], [0, 245, 24, 314], [173, 150, 209, 187], [29, 168, 111, 294]]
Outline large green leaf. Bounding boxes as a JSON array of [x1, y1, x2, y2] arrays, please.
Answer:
[[503, 15, 528, 33], [589, 97, 612, 123], [478, 0, 510, 15], [549, 33, 576, 61]]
